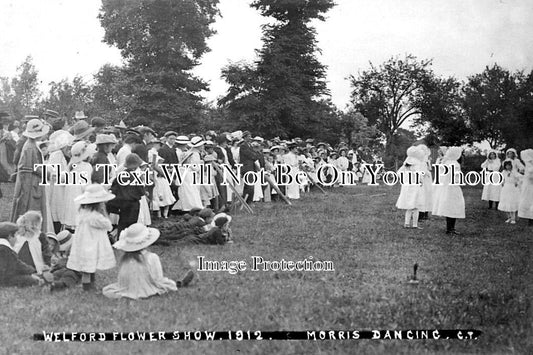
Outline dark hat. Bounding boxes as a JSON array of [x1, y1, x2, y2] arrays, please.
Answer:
[[0, 222, 19, 239], [164, 131, 178, 138], [135, 126, 156, 136], [70, 120, 95, 141], [198, 208, 215, 219], [124, 153, 145, 170], [43, 109, 60, 119], [91, 117, 106, 128], [189, 207, 202, 216], [242, 130, 251, 138]]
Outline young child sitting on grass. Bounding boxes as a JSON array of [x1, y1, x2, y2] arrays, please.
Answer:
[[103, 223, 194, 300], [48, 230, 82, 292], [14, 211, 52, 275], [183, 213, 233, 245], [0, 222, 44, 287]]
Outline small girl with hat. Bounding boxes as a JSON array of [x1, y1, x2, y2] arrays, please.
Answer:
[[396, 146, 425, 229], [67, 184, 116, 291], [498, 160, 521, 224], [518, 149, 533, 226], [63, 141, 96, 231], [103, 223, 194, 299], [148, 139, 176, 219]]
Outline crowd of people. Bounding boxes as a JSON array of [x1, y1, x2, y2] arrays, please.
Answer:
[[0, 111, 531, 299], [0, 111, 380, 298]]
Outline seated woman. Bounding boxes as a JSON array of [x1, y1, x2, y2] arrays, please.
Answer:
[[103, 223, 194, 300], [0, 222, 43, 287]]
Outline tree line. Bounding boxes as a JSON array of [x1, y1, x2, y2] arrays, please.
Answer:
[[1, 0, 531, 160]]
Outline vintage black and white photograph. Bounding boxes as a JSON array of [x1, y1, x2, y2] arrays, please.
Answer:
[[0, 0, 532, 353]]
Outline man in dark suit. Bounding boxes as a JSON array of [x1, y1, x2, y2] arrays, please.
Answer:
[[159, 131, 179, 165], [239, 131, 257, 203]]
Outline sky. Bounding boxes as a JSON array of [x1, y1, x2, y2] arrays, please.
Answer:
[[1, 0, 532, 110]]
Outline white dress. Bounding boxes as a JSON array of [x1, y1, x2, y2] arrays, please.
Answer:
[[47, 150, 68, 223], [175, 150, 203, 211], [282, 152, 300, 199], [63, 162, 93, 228], [432, 161, 465, 219], [148, 149, 176, 210], [395, 165, 425, 210], [498, 170, 521, 212], [481, 158, 502, 201], [67, 210, 116, 273], [517, 165, 533, 219]]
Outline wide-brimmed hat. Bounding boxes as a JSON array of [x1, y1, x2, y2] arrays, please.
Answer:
[[135, 125, 156, 136], [444, 146, 463, 162], [252, 136, 264, 142], [70, 120, 95, 141], [188, 136, 205, 148], [95, 133, 117, 145], [231, 130, 243, 141], [73, 111, 88, 120], [211, 213, 232, 228], [74, 184, 115, 204], [176, 135, 190, 145], [48, 130, 74, 152], [23, 118, 50, 139], [114, 120, 127, 130], [164, 131, 178, 138], [91, 117, 106, 128], [520, 149, 533, 163], [70, 141, 96, 163], [56, 230, 73, 252], [124, 153, 146, 170], [113, 223, 160, 252]]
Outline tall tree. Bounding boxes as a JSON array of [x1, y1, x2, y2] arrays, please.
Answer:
[[219, 0, 335, 138], [99, 0, 219, 131], [1, 56, 42, 119], [462, 64, 520, 148], [349, 55, 433, 153], [414, 76, 473, 146], [41, 75, 93, 119]]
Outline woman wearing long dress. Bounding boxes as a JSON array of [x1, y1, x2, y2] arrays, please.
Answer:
[[175, 137, 204, 211], [10, 119, 51, 232], [282, 143, 300, 200]]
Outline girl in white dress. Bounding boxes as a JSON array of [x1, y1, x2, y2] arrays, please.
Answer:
[[517, 149, 533, 226], [396, 146, 425, 229], [498, 160, 521, 224], [63, 142, 96, 230], [148, 141, 175, 219], [432, 147, 465, 235], [481, 150, 502, 209], [282, 143, 300, 199]]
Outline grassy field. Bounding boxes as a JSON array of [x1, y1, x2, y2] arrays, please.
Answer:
[[0, 182, 531, 354]]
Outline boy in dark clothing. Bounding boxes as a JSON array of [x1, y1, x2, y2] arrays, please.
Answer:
[[0, 222, 42, 287], [108, 153, 146, 235]]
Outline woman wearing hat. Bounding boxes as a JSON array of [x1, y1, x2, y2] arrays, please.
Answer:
[[91, 134, 117, 184], [47, 130, 75, 233], [518, 149, 533, 226], [103, 223, 194, 299], [67, 184, 116, 291], [174, 137, 204, 212], [63, 141, 97, 230], [10, 118, 53, 233], [282, 143, 301, 200]]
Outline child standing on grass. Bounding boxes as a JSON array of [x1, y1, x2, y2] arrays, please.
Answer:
[[396, 146, 425, 229], [481, 150, 502, 209], [103, 223, 194, 299], [67, 184, 116, 291], [518, 149, 533, 226], [432, 147, 465, 235], [498, 160, 521, 224]]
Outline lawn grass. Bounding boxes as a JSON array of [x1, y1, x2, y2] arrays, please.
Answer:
[[0, 182, 531, 354]]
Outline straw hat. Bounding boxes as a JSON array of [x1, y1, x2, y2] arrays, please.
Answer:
[[48, 130, 74, 152], [95, 133, 117, 145], [73, 111, 88, 120], [70, 120, 95, 141], [70, 141, 96, 164], [211, 213, 232, 228], [176, 135, 190, 145], [113, 223, 160, 252], [74, 184, 115, 204], [22, 118, 50, 139], [444, 147, 463, 162], [114, 120, 127, 130], [164, 131, 178, 138], [56, 230, 73, 252], [188, 136, 205, 148]]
